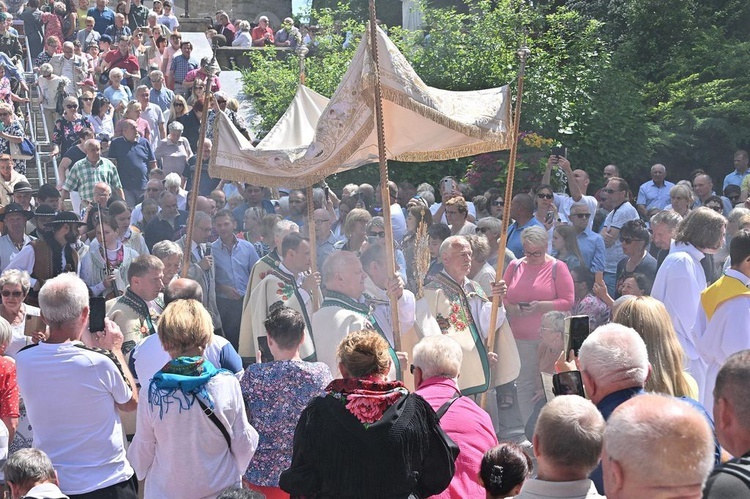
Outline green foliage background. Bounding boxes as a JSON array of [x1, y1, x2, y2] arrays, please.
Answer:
[[241, 0, 750, 193]]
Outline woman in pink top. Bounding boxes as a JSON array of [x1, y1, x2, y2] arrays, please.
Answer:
[[503, 225, 574, 427]]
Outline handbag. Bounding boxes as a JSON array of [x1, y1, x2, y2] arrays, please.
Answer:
[[9, 138, 35, 160], [99, 52, 127, 86], [54, 80, 68, 115]]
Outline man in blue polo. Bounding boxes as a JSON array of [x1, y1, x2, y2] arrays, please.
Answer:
[[636, 163, 675, 218], [108, 119, 155, 207], [569, 201, 605, 273], [87, 0, 115, 35], [506, 193, 542, 258]]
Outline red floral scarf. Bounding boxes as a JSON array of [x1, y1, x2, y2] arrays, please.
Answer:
[[326, 376, 408, 426]]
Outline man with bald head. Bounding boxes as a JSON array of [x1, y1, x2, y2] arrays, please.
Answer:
[[602, 394, 714, 499], [693, 174, 732, 216], [541, 154, 598, 229], [506, 193, 542, 258], [108, 119, 157, 207], [595, 164, 620, 204], [636, 163, 675, 218], [62, 138, 124, 205]]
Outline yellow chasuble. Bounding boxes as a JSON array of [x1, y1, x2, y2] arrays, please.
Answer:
[[701, 273, 750, 320]]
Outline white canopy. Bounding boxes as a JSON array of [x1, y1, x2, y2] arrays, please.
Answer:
[[210, 26, 512, 188]]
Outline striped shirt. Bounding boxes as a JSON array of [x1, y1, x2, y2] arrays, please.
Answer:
[[170, 55, 197, 84]]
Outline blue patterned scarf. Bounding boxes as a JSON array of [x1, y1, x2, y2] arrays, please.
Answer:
[[148, 357, 225, 419]]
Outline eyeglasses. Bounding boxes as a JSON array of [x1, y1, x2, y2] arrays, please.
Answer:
[[571, 213, 591, 219], [409, 364, 418, 374], [367, 231, 386, 238], [537, 193, 554, 200], [620, 237, 634, 244], [491, 200, 504, 206], [81, 97, 93, 101], [523, 250, 544, 257], [66, 104, 78, 109], [602, 188, 618, 194], [476, 227, 489, 234], [1, 290, 23, 298]]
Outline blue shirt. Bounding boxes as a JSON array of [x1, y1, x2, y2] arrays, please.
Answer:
[[103, 24, 131, 44], [212, 236, 258, 297], [170, 55, 198, 84], [88, 6, 115, 35], [724, 170, 750, 190], [108, 136, 154, 191], [149, 87, 174, 112], [506, 217, 543, 258], [576, 229, 606, 272], [637, 180, 675, 211]]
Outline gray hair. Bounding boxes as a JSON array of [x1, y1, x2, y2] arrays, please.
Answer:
[[439, 235, 469, 258], [4, 448, 57, 489], [418, 190, 435, 205], [540, 310, 567, 333], [192, 210, 211, 227], [465, 233, 490, 262], [149, 69, 164, 80], [534, 395, 605, 474], [108, 67, 123, 79], [0, 269, 31, 294], [167, 121, 184, 133], [412, 335, 462, 379], [366, 216, 385, 231], [604, 394, 714, 488], [728, 207, 750, 226], [416, 182, 434, 194], [476, 216, 502, 236], [164, 172, 182, 189], [148, 11, 158, 20], [38, 273, 89, 327], [63, 95, 79, 107], [322, 251, 360, 286], [151, 240, 183, 260], [237, 20, 250, 31], [650, 209, 683, 230], [578, 322, 649, 388], [715, 350, 750, 430], [273, 219, 299, 241], [342, 184, 359, 197], [520, 225, 548, 250]]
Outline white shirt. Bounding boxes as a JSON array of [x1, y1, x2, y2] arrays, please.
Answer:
[[554, 193, 598, 230], [515, 478, 604, 498], [600, 201, 639, 274], [16, 342, 134, 495], [0, 233, 32, 271], [652, 242, 708, 390], [139, 103, 165, 150], [5, 243, 81, 286], [695, 268, 750, 413], [430, 201, 477, 224], [390, 203, 407, 242], [127, 373, 258, 499]]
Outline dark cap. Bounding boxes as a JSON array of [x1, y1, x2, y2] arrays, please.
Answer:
[[37, 183, 61, 200], [12, 181, 36, 194], [0, 203, 34, 221], [47, 211, 86, 226], [34, 205, 58, 218]]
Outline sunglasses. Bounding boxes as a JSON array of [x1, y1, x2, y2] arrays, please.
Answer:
[[524, 250, 544, 257], [571, 213, 591, 219], [216, 100, 226, 105], [174, 103, 184, 107], [81, 97, 93, 101], [367, 232, 386, 238], [492, 200, 504, 206], [66, 104, 78, 109], [602, 188, 618, 194], [1, 290, 23, 298], [195, 85, 205, 89], [537, 193, 554, 200]]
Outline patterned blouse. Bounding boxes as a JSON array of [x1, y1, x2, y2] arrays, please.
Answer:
[[572, 293, 610, 331], [53, 114, 92, 154], [240, 360, 332, 487], [0, 120, 26, 175]]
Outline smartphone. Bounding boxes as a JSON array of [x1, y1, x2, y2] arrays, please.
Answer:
[[552, 371, 586, 397], [324, 186, 330, 201], [545, 210, 555, 224], [204, 245, 211, 257], [89, 296, 107, 333], [257, 336, 274, 363], [551, 146, 567, 158], [565, 315, 590, 360], [24, 314, 45, 337], [441, 178, 455, 194]]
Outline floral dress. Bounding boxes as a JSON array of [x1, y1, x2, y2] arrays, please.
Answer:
[[240, 360, 331, 487], [0, 77, 12, 105], [39, 12, 64, 52], [0, 120, 26, 175], [53, 114, 91, 155]]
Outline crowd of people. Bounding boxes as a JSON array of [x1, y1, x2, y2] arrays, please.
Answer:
[[0, 0, 743, 496]]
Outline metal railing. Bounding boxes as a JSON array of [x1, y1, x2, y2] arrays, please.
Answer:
[[22, 33, 58, 187]]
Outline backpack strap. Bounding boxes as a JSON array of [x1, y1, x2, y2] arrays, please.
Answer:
[[718, 461, 750, 490], [196, 397, 231, 449], [435, 392, 462, 420]]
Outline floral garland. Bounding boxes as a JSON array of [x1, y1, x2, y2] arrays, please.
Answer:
[[327, 377, 407, 426]]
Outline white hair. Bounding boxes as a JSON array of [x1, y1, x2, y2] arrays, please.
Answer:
[[273, 219, 299, 242], [578, 323, 649, 387], [520, 225, 549, 249], [167, 121, 184, 132], [412, 335, 462, 379], [0, 317, 11, 349], [108, 67, 123, 79], [38, 273, 89, 326], [151, 240, 182, 260], [342, 183, 359, 197], [164, 172, 182, 189], [604, 394, 714, 488], [322, 251, 359, 285], [438, 235, 469, 258]]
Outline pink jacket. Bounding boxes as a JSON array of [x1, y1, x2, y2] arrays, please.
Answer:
[[416, 377, 497, 499]]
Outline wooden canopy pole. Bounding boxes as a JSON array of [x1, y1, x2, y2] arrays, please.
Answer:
[[480, 45, 530, 409], [181, 84, 214, 276], [367, 0, 401, 353], [306, 186, 319, 311]]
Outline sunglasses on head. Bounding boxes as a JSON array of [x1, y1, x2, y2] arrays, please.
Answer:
[[537, 193, 553, 199]]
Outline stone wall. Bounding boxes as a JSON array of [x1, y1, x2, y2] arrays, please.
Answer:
[[183, 0, 292, 28]]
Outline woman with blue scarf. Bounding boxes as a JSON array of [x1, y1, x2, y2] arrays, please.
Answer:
[[127, 299, 258, 498]]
